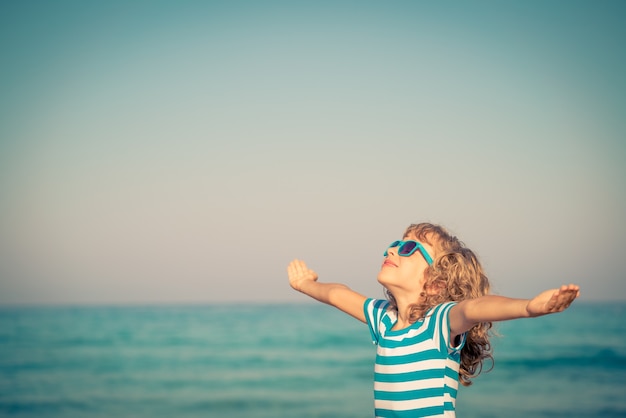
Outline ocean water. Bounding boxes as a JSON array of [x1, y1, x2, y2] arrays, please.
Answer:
[[1, 302, 625, 418]]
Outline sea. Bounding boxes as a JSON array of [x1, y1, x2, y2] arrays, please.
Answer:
[[1, 301, 625, 418]]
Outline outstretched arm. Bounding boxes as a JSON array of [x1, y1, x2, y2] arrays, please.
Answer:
[[449, 284, 580, 339], [287, 259, 367, 323]]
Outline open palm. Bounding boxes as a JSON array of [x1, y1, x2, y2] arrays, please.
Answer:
[[526, 284, 580, 317], [287, 259, 319, 291]]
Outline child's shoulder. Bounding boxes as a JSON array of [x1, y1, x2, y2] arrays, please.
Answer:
[[364, 299, 396, 322], [365, 298, 391, 311], [426, 301, 458, 317]]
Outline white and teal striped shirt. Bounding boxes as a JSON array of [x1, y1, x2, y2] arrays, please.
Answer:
[[364, 299, 466, 418]]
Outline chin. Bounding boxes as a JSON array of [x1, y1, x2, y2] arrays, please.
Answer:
[[377, 271, 391, 288]]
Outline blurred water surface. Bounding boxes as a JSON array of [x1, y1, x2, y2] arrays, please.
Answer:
[[1, 302, 625, 418]]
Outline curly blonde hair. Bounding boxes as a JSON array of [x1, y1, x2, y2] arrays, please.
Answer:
[[385, 222, 494, 386]]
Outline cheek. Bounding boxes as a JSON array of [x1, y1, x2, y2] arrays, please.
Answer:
[[412, 265, 430, 285]]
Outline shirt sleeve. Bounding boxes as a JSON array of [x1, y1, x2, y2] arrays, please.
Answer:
[[434, 302, 466, 354], [363, 298, 389, 345]]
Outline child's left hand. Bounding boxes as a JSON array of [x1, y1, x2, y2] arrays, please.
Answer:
[[526, 284, 580, 317]]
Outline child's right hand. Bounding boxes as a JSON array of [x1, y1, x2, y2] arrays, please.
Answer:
[[287, 259, 319, 292]]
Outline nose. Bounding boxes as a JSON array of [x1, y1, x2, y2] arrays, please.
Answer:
[[385, 245, 398, 257]]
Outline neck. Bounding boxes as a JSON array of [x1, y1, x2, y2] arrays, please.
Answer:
[[391, 293, 426, 330]]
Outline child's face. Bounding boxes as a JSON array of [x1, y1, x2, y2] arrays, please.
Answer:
[[377, 232, 435, 295]]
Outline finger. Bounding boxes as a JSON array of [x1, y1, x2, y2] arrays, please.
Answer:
[[553, 288, 575, 311], [288, 259, 304, 278], [546, 291, 561, 311], [294, 260, 306, 275], [554, 290, 576, 311], [558, 287, 578, 301]]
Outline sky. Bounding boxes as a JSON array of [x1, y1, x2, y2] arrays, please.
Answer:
[[0, 1, 624, 305]]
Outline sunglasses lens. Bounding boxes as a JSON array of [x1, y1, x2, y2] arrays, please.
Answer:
[[399, 241, 417, 256]]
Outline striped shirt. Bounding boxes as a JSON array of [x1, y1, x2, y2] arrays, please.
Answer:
[[364, 299, 466, 418]]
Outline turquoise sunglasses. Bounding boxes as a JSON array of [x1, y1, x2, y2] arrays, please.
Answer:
[[383, 240, 434, 265]]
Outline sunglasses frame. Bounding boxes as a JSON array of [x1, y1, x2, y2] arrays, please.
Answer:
[[383, 240, 434, 265]]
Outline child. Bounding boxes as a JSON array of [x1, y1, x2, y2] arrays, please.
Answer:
[[287, 222, 580, 418]]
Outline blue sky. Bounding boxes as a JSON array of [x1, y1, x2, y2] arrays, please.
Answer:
[[1, 1, 625, 305]]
